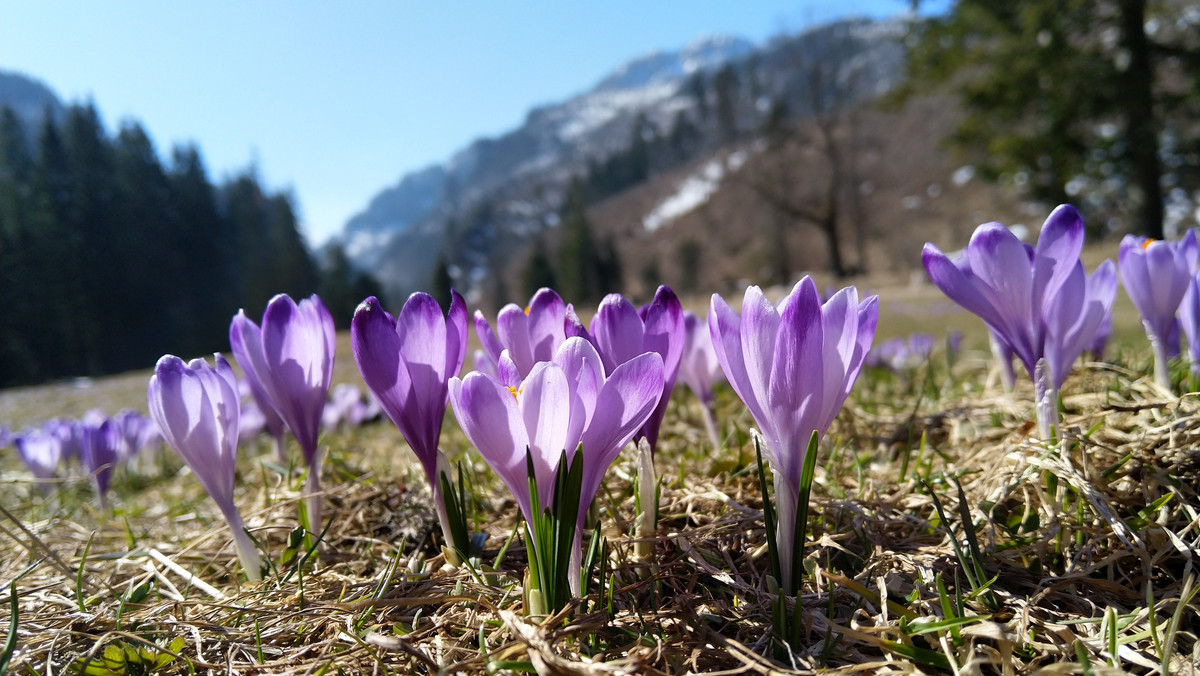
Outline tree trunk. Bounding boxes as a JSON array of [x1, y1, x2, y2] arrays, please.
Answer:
[[1121, 0, 1164, 239]]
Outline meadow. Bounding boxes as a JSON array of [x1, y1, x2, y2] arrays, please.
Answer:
[[1, 261, 1197, 675]]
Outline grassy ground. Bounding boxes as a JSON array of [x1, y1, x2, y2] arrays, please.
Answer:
[[2, 273, 1198, 675]]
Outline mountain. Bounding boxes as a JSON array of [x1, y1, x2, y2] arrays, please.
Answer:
[[0, 70, 65, 137], [335, 20, 912, 304]]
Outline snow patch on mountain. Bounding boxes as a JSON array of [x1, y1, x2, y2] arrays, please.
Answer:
[[556, 82, 682, 141], [643, 151, 749, 232]]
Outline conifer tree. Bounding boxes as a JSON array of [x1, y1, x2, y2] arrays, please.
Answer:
[[521, 236, 557, 298], [903, 0, 1200, 238], [557, 178, 602, 303]]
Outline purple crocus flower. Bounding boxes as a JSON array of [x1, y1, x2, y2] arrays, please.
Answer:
[[230, 312, 290, 463], [1180, 271, 1200, 380], [81, 419, 121, 508], [679, 311, 725, 450], [573, 286, 683, 453], [473, 288, 568, 379], [239, 398, 269, 445], [710, 277, 877, 592], [352, 292, 468, 548], [43, 419, 81, 467], [323, 383, 368, 430], [112, 409, 161, 474], [1118, 230, 1197, 389], [230, 294, 335, 531], [448, 336, 664, 591], [923, 205, 1116, 433], [149, 354, 262, 582], [14, 429, 62, 494]]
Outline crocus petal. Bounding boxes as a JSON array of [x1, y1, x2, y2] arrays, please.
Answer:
[[635, 286, 684, 448], [679, 312, 723, 405], [1182, 229, 1199, 271], [497, 350, 522, 389], [353, 297, 418, 451], [446, 290, 469, 382], [564, 304, 592, 343], [230, 311, 286, 438], [553, 336, 604, 428], [448, 372, 532, 521], [1181, 271, 1200, 369], [473, 309, 504, 366], [527, 288, 568, 364], [579, 352, 665, 510], [709, 292, 769, 431], [740, 285, 782, 427], [591, 294, 646, 374], [260, 294, 335, 464], [520, 362, 577, 509], [496, 304, 534, 376], [922, 243, 1009, 332], [767, 278, 824, 485], [1032, 204, 1086, 313]]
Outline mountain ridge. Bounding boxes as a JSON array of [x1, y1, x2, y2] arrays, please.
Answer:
[[334, 18, 909, 303]]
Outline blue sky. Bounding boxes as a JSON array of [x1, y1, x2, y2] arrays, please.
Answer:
[[1, 1, 937, 245]]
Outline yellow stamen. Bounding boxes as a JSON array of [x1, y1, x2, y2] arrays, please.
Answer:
[[1142, 238, 1157, 250], [507, 386, 520, 402], [524, 305, 531, 316]]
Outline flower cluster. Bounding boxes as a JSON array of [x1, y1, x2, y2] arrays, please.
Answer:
[[923, 205, 1117, 437], [19, 202, 1156, 652], [7, 409, 161, 505]]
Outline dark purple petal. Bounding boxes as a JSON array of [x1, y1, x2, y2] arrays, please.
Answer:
[[579, 351, 664, 511], [766, 278, 824, 484], [1181, 271, 1200, 369], [1032, 204, 1086, 313], [230, 311, 286, 438], [591, 293, 645, 374], [527, 288, 567, 364], [564, 304, 592, 343], [260, 294, 335, 465], [446, 290, 469, 381], [636, 286, 684, 448]]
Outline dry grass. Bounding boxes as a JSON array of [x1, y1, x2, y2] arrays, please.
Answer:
[[2, 273, 1199, 675], [3, 342, 1199, 675]]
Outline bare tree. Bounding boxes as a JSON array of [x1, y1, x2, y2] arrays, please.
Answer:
[[745, 24, 876, 280]]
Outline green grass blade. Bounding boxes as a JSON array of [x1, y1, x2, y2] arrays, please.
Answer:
[[0, 576, 17, 676], [755, 437, 781, 587]]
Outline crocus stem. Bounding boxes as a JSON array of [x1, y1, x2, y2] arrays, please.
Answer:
[[634, 438, 657, 576], [1150, 334, 1172, 391], [432, 453, 466, 566], [772, 470, 798, 595], [1034, 359, 1059, 442], [221, 506, 263, 583], [990, 333, 1014, 392], [273, 433, 288, 465], [699, 400, 720, 451], [304, 461, 322, 535]]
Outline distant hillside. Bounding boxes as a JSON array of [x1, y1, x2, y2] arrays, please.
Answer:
[[0, 70, 65, 138], [336, 17, 1019, 309]]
